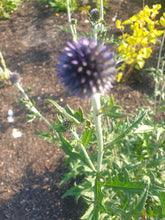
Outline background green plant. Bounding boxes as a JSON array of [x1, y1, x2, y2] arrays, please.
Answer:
[[46, 0, 109, 13], [0, 0, 21, 19], [48, 0, 77, 12]]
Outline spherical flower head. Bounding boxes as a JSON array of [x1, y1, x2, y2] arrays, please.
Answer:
[[57, 37, 117, 98], [10, 72, 21, 85], [90, 8, 100, 23]]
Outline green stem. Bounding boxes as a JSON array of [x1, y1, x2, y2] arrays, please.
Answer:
[[99, 0, 104, 21], [16, 82, 54, 131], [91, 93, 103, 172], [159, 61, 165, 104], [67, 0, 77, 41], [72, 130, 96, 172], [154, 29, 165, 113], [93, 23, 98, 42]]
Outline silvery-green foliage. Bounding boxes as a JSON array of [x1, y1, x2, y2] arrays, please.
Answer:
[[43, 96, 165, 219]]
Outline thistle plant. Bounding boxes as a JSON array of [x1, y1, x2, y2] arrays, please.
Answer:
[[9, 0, 165, 219], [10, 72, 54, 131]]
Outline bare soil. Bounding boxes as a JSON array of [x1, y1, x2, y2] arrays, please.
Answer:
[[0, 0, 163, 219]]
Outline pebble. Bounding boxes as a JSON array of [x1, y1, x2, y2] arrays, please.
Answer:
[[12, 128, 22, 138], [112, 13, 118, 22], [7, 109, 14, 123]]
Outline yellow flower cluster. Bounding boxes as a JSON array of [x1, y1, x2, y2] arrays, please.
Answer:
[[116, 4, 165, 81]]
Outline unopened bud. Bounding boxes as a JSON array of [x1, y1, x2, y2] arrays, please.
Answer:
[[10, 72, 21, 85], [71, 18, 77, 25], [62, 119, 74, 131], [90, 8, 100, 23]]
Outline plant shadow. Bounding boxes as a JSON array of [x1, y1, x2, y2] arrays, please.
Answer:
[[0, 159, 86, 220]]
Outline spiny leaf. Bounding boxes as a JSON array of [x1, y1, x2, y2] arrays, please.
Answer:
[[82, 128, 93, 148], [59, 134, 94, 170], [150, 172, 165, 193], [65, 105, 85, 123], [74, 107, 85, 123], [81, 204, 94, 220], [92, 173, 105, 220], [159, 192, 165, 216], [105, 168, 149, 193], [34, 131, 58, 144], [134, 125, 154, 133], [59, 133, 81, 160], [46, 99, 80, 124], [127, 185, 149, 219], [62, 177, 94, 203], [109, 111, 146, 146]]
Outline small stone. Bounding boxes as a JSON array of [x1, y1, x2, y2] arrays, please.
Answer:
[[7, 109, 14, 123], [12, 128, 22, 138]]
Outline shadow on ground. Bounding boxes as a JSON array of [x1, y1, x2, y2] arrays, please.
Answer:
[[0, 158, 86, 220]]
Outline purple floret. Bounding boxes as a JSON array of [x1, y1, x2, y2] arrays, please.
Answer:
[[57, 37, 117, 98]]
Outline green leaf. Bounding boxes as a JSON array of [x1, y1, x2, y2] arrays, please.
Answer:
[[74, 107, 85, 123], [34, 131, 58, 144], [27, 113, 37, 123], [65, 104, 75, 116], [46, 99, 80, 124], [82, 128, 93, 148], [157, 106, 165, 113], [65, 105, 85, 123], [127, 185, 149, 219], [81, 204, 94, 220], [105, 169, 150, 218], [92, 173, 105, 220], [159, 192, 165, 216], [109, 111, 146, 146], [100, 94, 126, 119], [62, 185, 82, 202], [109, 95, 114, 106], [59, 134, 95, 170], [34, 131, 51, 140], [54, 24, 71, 33], [59, 134, 80, 159], [150, 172, 165, 193], [134, 125, 154, 133], [60, 160, 82, 186], [106, 169, 148, 193], [62, 176, 94, 203]]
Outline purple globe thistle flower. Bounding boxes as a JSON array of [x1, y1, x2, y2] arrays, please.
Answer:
[[57, 37, 117, 98], [10, 72, 21, 85]]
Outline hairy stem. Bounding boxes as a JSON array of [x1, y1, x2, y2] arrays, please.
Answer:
[[67, 0, 77, 41], [16, 82, 54, 131], [100, 0, 104, 21], [91, 93, 103, 172], [154, 29, 165, 113]]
